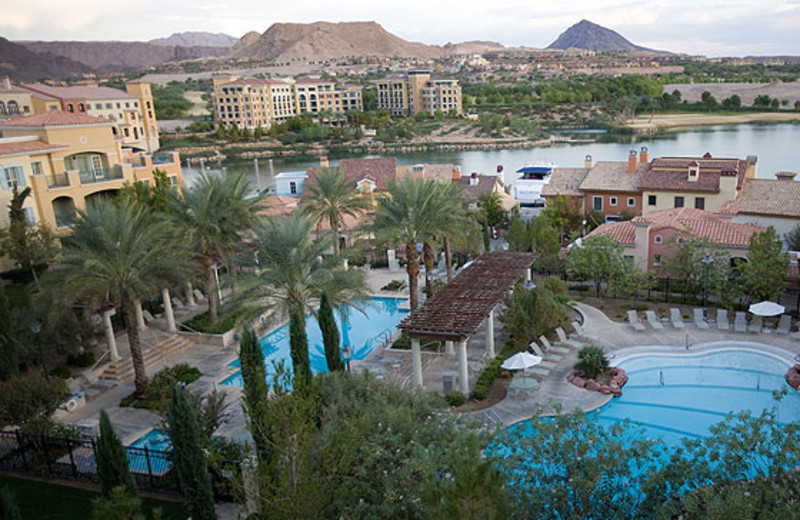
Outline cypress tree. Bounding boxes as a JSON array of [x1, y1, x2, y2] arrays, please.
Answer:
[[318, 292, 344, 372], [239, 326, 270, 463], [167, 383, 217, 520], [0, 283, 19, 381], [289, 307, 311, 390], [0, 486, 22, 520], [96, 409, 138, 498]]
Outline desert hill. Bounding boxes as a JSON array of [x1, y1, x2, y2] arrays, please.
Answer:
[[547, 19, 662, 53], [0, 37, 93, 81], [149, 31, 238, 47], [443, 41, 506, 55]]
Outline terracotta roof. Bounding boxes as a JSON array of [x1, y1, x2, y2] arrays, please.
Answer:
[[256, 195, 300, 217], [588, 221, 636, 244], [0, 111, 111, 128], [541, 167, 589, 197], [295, 78, 334, 85], [220, 78, 288, 87], [639, 156, 749, 193], [454, 175, 502, 200], [313, 212, 364, 233], [579, 161, 645, 192], [396, 163, 456, 184], [339, 157, 398, 191], [0, 83, 29, 94], [636, 207, 763, 247], [0, 139, 67, 157], [399, 252, 536, 341], [20, 83, 134, 101], [726, 178, 800, 218]]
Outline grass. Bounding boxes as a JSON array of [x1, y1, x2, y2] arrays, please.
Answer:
[[0, 475, 187, 519]]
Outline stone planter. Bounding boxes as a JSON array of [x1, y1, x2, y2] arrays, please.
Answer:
[[786, 364, 800, 391], [567, 367, 628, 397]]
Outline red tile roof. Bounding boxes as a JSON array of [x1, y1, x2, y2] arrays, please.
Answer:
[[455, 175, 502, 200], [0, 111, 111, 128], [0, 139, 67, 157], [588, 221, 637, 244], [256, 195, 299, 217], [724, 178, 800, 218], [221, 78, 288, 87], [339, 157, 399, 191], [639, 156, 749, 193], [20, 83, 134, 101]]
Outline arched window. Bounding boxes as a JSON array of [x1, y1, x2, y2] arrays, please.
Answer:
[[7, 101, 19, 115], [0, 101, 5, 115], [52, 197, 76, 228]]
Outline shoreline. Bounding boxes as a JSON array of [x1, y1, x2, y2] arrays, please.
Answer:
[[626, 112, 800, 134]]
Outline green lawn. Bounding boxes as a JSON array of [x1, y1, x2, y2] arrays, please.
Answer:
[[0, 476, 187, 519]]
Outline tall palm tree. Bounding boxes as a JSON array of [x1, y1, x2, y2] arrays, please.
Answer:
[[170, 171, 256, 323], [301, 167, 371, 256], [54, 200, 190, 396]]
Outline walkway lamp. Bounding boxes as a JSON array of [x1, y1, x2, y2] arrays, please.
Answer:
[[524, 280, 536, 291], [29, 320, 48, 382], [702, 254, 714, 312], [342, 344, 353, 373]]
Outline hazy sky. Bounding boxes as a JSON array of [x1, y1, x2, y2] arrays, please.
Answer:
[[2, 0, 799, 56]]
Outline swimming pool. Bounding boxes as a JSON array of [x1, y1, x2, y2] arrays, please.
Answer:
[[126, 428, 172, 475], [220, 296, 408, 387]]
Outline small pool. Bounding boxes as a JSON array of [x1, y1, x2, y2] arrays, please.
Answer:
[[220, 296, 408, 387], [126, 428, 171, 475]]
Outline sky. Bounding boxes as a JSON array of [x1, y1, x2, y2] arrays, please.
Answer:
[[2, 0, 799, 56]]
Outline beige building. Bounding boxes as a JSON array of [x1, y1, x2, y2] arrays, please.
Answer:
[[0, 111, 181, 270], [0, 78, 34, 117], [375, 71, 462, 117]]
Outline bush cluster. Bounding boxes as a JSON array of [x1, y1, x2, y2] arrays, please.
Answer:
[[119, 364, 202, 410]]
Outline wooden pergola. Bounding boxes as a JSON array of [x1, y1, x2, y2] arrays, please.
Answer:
[[399, 251, 536, 392]]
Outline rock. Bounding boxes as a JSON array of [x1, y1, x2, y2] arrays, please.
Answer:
[[786, 364, 800, 391], [573, 376, 585, 388], [585, 380, 601, 392]]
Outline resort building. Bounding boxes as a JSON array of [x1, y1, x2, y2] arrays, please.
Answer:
[[0, 111, 182, 271], [0, 78, 34, 117], [374, 71, 462, 117], [579, 152, 645, 221]]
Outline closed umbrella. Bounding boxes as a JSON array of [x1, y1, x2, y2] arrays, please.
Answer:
[[748, 301, 785, 317], [501, 352, 543, 371]]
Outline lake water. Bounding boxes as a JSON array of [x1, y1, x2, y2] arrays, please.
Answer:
[[181, 123, 800, 189]]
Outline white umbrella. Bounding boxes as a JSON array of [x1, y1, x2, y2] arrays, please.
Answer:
[[748, 301, 785, 317], [501, 352, 543, 371]]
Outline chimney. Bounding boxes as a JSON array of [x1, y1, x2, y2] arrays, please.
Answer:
[[496, 165, 503, 174], [452, 165, 462, 181], [320, 156, 329, 168], [412, 164, 425, 180], [584, 154, 593, 168], [628, 150, 638, 175], [2, 77, 10, 90], [640, 146, 649, 164], [469, 172, 479, 187], [775, 171, 797, 181], [688, 160, 699, 182]]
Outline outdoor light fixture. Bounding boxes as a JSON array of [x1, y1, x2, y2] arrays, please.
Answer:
[[29, 320, 48, 381], [342, 344, 353, 373], [524, 280, 536, 291]]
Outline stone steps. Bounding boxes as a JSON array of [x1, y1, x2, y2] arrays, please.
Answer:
[[99, 334, 192, 384]]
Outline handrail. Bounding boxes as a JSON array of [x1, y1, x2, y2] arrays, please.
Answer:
[[89, 350, 111, 372]]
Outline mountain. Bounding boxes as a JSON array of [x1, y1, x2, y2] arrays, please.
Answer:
[[19, 41, 230, 72], [547, 20, 660, 53], [443, 41, 506, 55], [149, 31, 238, 47], [0, 37, 93, 81], [230, 21, 445, 61]]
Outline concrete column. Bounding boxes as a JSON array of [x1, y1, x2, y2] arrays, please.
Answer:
[[186, 283, 196, 307], [134, 299, 146, 331], [486, 311, 495, 358], [343, 259, 349, 271], [162, 288, 176, 333], [445, 340, 454, 356], [388, 249, 399, 272], [457, 340, 469, 394], [103, 310, 120, 361], [526, 268, 532, 283], [411, 338, 423, 388]]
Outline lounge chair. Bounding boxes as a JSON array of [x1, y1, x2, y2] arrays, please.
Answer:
[[748, 315, 763, 333], [734, 312, 747, 333], [193, 289, 207, 302], [142, 309, 156, 323], [670, 308, 685, 329], [171, 297, 185, 309], [528, 367, 551, 380], [555, 327, 582, 349], [716, 309, 729, 331], [645, 310, 664, 330], [627, 310, 646, 332], [538, 335, 553, 351], [776, 315, 791, 335], [529, 341, 544, 357], [693, 309, 709, 329]]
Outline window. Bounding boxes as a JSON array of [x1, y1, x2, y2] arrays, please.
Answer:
[[627, 197, 636, 207], [24, 208, 35, 225], [78, 103, 85, 112], [654, 235, 663, 244], [592, 196, 603, 211], [610, 196, 618, 206], [695, 197, 705, 210], [7, 101, 19, 115], [95, 103, 102, 110], [31, 162, 42, 175], [66, 104, 74, 113], [648, 195, 657, 206], [674, 196, 684, 208], [289, 181, 297, 195], [1, 166, 25, 189]]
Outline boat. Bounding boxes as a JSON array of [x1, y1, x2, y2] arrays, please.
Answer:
[[513, 164, 555, 207]]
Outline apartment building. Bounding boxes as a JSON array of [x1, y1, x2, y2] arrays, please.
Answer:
[[0, 111, 182, 270], [374, 71, 462, 117]]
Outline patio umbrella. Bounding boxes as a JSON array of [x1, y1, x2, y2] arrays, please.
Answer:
[[501, 352, 543, 371], [748, 301, 785, 317]]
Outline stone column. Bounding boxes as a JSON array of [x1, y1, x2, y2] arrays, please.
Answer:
[[486, 311, 495, 358], [162, 288, 176, 333], [103, 310, 120, 361], [343, 259, 349, 271], [388, 249, 399, 272], [526, 268, 532, 283], [457, 340, 469, 394], [134, 299, 146, 331], [186, 283, 196, 307], [411, 338, 423, 388], [445, 340, 454, 356]]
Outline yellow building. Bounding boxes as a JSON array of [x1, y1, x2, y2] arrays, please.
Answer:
[[0, 78, 34, 117], [0, 111, 182, 270], [374, 71, 462, 117]]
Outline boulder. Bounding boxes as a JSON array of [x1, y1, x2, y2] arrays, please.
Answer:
[[786, 364, 800, 391]]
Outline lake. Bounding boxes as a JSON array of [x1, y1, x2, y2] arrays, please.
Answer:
[[180, 123, 800, 189]]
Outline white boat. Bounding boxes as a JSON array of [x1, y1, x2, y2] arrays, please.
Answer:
[[513, 164, 555, 207]]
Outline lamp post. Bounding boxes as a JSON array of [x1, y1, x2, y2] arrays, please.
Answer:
[[342, 344, 352, 373], [702, 254, 714, 314], [29, 320, 48, 382], [524, 280, 536, 291]]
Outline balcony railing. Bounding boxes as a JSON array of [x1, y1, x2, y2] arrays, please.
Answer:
[[46, 173, 70, 188], [151, 153, 175, 165], [79, 167, 122, 185]]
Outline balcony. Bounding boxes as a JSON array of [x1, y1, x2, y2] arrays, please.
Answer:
[[79, 167, 123, 185], [151, 153, 176, 166], [45, 173, 70, 188]]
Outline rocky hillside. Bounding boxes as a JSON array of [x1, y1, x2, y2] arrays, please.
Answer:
[[0, 37, 93, 81], [149, 31, 238, 47], [547, 19, 661, 53], [443, 41, 506, 55], [230, 21, 445, 61], [20, 41, 229, 72]]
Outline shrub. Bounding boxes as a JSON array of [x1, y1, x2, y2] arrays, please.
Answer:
[[381, 280, 406, 291], [66, 351, 95, 367], [634, 304, 648, 312], [574, 346, 610, 379], [50, 366, 72, 379], [445, 392, 466, 407], [119, 364, 202, 410], [471, 343, 517, 400], [184, 305, 250, 334]]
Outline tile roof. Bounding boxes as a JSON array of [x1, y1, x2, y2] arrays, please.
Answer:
[[454, 175, 502, 200], [588, 221, 637, 244], [396, 163, 457, 184], [725, 178, 800, 218], [0, 111, 111, 128], [639, 156, 749, 193], [295, 78, 334, 85], [0, 139, 67, 157], [0, 82, 29, 94], [541, 167, 589, 197], [20, 83, 134, 101], [220, 78, 288, 87], [339, 157, 399, 191], [579, 161, 645, 192], [256, 195, 300, 217]]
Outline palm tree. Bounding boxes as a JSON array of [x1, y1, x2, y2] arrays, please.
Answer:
[[170, 171, 256, 323], [54, 200, 189, 396], [301, 167, 371, 256]]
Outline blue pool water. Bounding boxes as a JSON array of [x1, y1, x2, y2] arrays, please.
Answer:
[[220, 297, 408, 387], [126, 428, 171, 475]]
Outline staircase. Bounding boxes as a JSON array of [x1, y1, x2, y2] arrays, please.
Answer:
[[99, 334, 193, 384]]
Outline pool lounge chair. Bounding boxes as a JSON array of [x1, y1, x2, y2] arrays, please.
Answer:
[[734, 312, 747, 333], [670, 308, 685, 329], [555, 327, 582, 349], [693, 309, 709, 329], [716, 309, 729, 331], [645, 310, 664, 330], [627, 311, 646, 332], [528, 366, 551, 380], [748, 315, 763, 333], [538, 335, 552, 351], [776, 315, 791, 335], [529, 341, 544, 357]]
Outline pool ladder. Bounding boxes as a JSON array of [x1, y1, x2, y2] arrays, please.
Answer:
[[659, 370, 665, 387]]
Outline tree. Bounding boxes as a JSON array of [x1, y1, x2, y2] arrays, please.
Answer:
[[574, 346, 610, 379], [118, 169, 175, 213], [91, 486, 155, 520], [289, 307, 311, 390], [167, 382, 217, 520], [253, 127, 263, 140], [738, 227, 789, 303], [566, 235, 626, 297], [701, 90, 717, 109], [0, 486, 21, 520], [1, 185, 57, 283], [0, 283, 20, 381], [239, 326, 270, 464], [541, 195, 583, 242], [300, 167, 371, 256], [658, 235, 731, 303], [318, 292, 344, 372], [97, 409, 138, 498], [505, 209, 530, 252], [754, 94, 771, 108], [0, 372, 67, 435], [529, 216, 562, 274], [499, 280, 568, 349], [54, 200, 190, 396], [476, 191, 504, 251], [785, 223, 800, 251], [170, 171, 256, 323]]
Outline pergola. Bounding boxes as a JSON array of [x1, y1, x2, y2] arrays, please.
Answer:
[[399, 251, 536, 393]]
